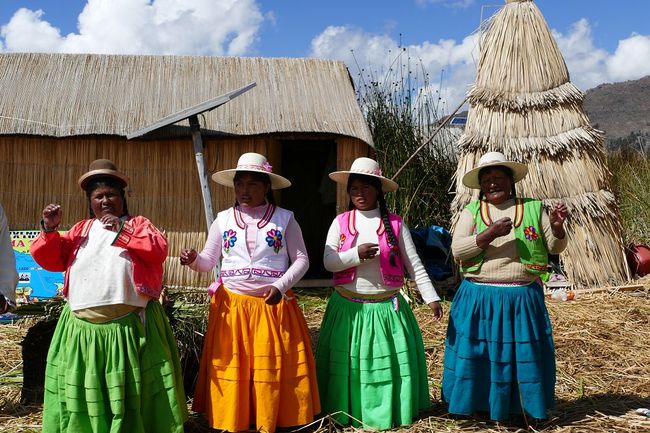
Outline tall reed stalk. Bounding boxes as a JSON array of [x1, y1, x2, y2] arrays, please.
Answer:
[[608, 150, 650, 244], [354, 49, 459, 228]]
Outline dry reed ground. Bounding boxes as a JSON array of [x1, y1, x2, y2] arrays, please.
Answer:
[[2, 280, 650, 433]]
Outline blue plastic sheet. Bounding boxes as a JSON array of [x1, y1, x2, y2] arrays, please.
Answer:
[[409, 225, 455, 281]]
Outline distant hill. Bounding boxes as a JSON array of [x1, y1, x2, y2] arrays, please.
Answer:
[[583, 75, 650, 145]]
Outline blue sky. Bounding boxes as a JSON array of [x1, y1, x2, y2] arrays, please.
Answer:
[[2, 0, 649, 111]]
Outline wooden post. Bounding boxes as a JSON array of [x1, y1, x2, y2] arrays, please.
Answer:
[[189, 115, 215, 230], [189, 115, 219, 281]]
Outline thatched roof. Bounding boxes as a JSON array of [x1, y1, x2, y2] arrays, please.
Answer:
[[0, 53, 373, 145], [452, 0, 629, 288]]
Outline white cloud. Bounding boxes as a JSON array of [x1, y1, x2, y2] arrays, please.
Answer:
[[1, 8, 64, 52], [311, 18, 650, 115], [553, 19, 650, 90], [606, 34, 650, 82], [310, 25, 479, 114], [0, 0, 264, 56]]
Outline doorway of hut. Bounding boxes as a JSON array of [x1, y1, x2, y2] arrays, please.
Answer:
[[280, 140, 337, 280]]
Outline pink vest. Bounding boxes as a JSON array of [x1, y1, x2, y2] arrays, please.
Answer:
[[332, 210, 404, 287]]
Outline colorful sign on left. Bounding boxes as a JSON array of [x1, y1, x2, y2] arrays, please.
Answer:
[[11, 231, 64, 304]]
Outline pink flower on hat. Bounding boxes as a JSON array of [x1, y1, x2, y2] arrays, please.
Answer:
[[262, 161, 273, 172]]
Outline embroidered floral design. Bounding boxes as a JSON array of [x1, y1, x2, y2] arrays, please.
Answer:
[[223, 229, 237, 252], [338, 233, 347, 251], [266, 229, 283, 253], [524, 226, 539, 241]]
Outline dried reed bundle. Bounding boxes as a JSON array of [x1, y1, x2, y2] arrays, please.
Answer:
[[467, 81, 585, 111], [452, 0, 628, 288]]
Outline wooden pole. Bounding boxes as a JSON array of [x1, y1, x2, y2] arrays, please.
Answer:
[[189, 115, 215, 231], [189, 115, 219, 281]]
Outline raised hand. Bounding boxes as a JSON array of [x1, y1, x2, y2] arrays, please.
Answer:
[[99, 214, 120, 232], [42, 204, 62, 231], [549, 203, 568, 238]]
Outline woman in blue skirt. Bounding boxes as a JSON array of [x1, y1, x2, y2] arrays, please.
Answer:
[[443, 151, 568, 421]]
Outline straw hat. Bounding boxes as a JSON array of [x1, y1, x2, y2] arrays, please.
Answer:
[[212, 152, 291, 189], [462, 152, 528, 189], [77, 159, 129, 190], [329, 157, 398, 192]]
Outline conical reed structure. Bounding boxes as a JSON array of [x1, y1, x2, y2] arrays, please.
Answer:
[[451, 0, 629, 287]]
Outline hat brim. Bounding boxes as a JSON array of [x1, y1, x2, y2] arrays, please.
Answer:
[[212, 169, 291, 190], [462, 161, 528, 189], [329, 171, 399, 192], [78, 169, 129, 190]]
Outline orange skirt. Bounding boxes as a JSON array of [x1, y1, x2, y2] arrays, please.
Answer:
[[192, 286, 320, 432]]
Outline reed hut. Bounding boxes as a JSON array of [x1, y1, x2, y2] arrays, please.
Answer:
[[0, 53, 373, 287], [451, 0, 629, 288]]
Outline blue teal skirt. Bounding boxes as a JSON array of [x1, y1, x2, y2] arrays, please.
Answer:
[[442, 280, 555, 420]]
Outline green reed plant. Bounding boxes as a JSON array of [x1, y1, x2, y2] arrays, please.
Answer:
[[608, 150, 650, 244], [353, 48, 459, 228]]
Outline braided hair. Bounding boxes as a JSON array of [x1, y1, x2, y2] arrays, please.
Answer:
[[347, 174, 399, 266], [233, 171, 276, 206], [84, 176, 129, 218], [477, 166, 517, 201]]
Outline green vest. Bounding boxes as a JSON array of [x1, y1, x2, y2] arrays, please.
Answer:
[[460, 198, 549, 279]]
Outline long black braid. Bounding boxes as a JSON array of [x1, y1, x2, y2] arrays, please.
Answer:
[[477, 166, 517, 201], [347, 174, 399, 266], [233, 171, 276, 207]]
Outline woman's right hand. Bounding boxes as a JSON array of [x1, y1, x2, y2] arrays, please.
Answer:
[[42, 204, 62, 231], [490, 217, 513, 238], [357, 243, 379, 261], [179, 248, 197, 266], [476, 217, 512, 249]]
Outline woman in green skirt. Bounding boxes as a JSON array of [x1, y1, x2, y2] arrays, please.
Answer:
[[316, 157, 444, 430], [30, 159, 188, 433]]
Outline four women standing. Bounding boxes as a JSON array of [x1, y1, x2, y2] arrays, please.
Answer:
[[27, 151, 567, 431]]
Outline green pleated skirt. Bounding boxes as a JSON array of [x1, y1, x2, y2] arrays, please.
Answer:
[[315, 291, 431, 430], [42, 301, 188, 433]]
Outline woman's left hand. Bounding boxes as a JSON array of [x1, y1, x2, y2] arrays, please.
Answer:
[[428, 301, 443, 321], [549, 203, 568, 238], [99, 214, 120, 232], [263, 286, 283, 305]]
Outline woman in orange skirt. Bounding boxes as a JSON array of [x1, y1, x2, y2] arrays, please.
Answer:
[[180, 153, 320, 433]]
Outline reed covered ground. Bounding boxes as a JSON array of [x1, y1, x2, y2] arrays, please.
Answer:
[[2, 280, 650, 433]]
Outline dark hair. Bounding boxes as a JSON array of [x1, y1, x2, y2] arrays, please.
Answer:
[[233, 171, 276, 206], [84, 176, 129, 218], [347, 174, 399, 266], [477, 166, 517, 200]]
